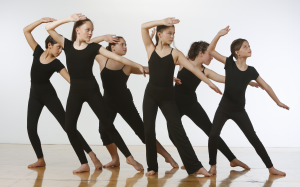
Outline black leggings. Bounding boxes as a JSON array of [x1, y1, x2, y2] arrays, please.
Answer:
[[174, 100, 236, 162], [27, 82, 92, 159], [143, 83, 203, 175], [208, 105, 273, 168], [65, 77, 131, 164], [99, 98, 145, 145]]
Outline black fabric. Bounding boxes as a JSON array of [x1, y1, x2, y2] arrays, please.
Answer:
[[27, 82, 92, 159], [31, 45, 65, 84], [173, 67, 236, 162], [63, 38, 101, 79], [208, 105, 273, 168], [100, 59, 132, 103], [143, 49, 203, 175], [65, 77, 131, 164], [99, 97, 145, 145], [148, 49, 175, 87], [220, 57, 259, 108]]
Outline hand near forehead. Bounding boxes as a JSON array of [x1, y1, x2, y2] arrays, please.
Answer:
[[218, 26, 231, 37], [163, 17, 180, 26], [104, 35, 120, 43], [40, 17, 57, 23], [68, 13, 87, 22]]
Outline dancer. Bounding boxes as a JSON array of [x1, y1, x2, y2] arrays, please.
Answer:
[[92, 36, 178, 168], [207, 26, 289, 176], [171, 41, 262, 170], [141, 17, 223, 176], [46, 13, 144, 173], [23, 17, 101, 169]]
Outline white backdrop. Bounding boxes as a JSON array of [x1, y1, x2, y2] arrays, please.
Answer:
[[0, 0, 299, 147]]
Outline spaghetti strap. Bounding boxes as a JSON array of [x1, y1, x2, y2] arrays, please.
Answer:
[[122, 65, 126, 69], [170, 48, 173, 54], [105, 59, 109, 67]]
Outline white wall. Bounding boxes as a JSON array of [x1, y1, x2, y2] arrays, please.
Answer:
[[0, 0, 299, 147]]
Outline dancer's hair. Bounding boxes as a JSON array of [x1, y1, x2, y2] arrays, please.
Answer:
[[187, 41, 209, 60], [230, 38, 248, 59], [71, 18, 93, 41]]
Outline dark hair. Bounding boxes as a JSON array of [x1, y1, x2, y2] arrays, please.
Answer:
[[230, 38, 248, 60], [155, 25, 175, 46], [71, 18, 93, 41], [45, 35, 58, 49], [106, 36, 124, 51], [187, 41, 209, 60]]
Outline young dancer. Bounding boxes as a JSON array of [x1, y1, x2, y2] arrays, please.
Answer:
[[46, 13, 145, 173], [141, 17, 223, 176], [92, 36, 178, 168], [207, 26, 289, 176], [171, 41, 263, 170], [23, 17, 101, 169]]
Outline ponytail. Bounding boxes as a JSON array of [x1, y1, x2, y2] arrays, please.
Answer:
[[71, 18, 92, 41]]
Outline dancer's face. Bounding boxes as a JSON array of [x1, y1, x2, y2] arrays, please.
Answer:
[[111, 38, 127, 56], [236, 41, 251, 58], [76, 21, 94, 42], [48, 43, 62, 57], [201, 51, 213, 66], [158, 27, 175, 45]]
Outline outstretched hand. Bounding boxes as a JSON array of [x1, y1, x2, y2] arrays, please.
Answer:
[[173, 77, 182, 85], [209, 83, 223, 95], [138, 65, 146, 77], [277, 102, 289, 110], [163, 17, 180, 26], [249, 82, 264, 90], [104, 35, 119, 43], [150, 28, 156, 40], [218, 26, 231, 37], [40, 17, 57, 23], [68, 13, 87, 22]]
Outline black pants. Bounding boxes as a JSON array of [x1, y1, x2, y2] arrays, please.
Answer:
[[143, 83, 203, 174], [27, 82, 92, 159], [174, 98, 236, 162], [208, 104, 273, 168], [99, 97, 145, 145], [65, 77, 131, 164]]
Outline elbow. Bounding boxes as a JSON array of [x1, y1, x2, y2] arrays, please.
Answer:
[[45, 24, 51, 31]]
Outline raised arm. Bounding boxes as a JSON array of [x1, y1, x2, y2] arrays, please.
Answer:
[[98, 47, 145, 76], [176, 50, 222, 94], [88, 35, 119, 44], [141, 18, 180, 57], [255, 76, 289, 110], [45, 13, 87, 48], [23, 17, 56, 50], [207, 26, 231, 64]]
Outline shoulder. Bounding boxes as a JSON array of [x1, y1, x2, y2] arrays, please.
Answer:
[[33, 44, 44, 57], [90, 42, 102, 48]]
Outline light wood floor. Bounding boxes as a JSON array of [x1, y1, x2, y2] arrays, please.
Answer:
[[0, 144, 299, 187]]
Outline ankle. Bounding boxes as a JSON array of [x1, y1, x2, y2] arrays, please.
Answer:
[[38, 158, 45, 162]]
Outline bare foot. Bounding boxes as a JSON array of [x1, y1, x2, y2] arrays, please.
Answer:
[[126, 156, 144, 172], [73, 164, 90, 173], [269, 167, 286, 176], [103, 159, 120, 168], [194, 167, 213, 177], [181, 165, 186, 170], [88, 151, 103, 170], [28, 158, 46, 168], [145, 170, 157, 176], [230, 158, 250, 170], [208, 165, 217, 175], [165, 156, 179, 168]]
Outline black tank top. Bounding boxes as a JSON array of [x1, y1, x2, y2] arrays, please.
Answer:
[[148, 48, 175, 87], [63, 38, 101, 79], [175, 66, 205, 94], [100, 59, 132, 102]]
